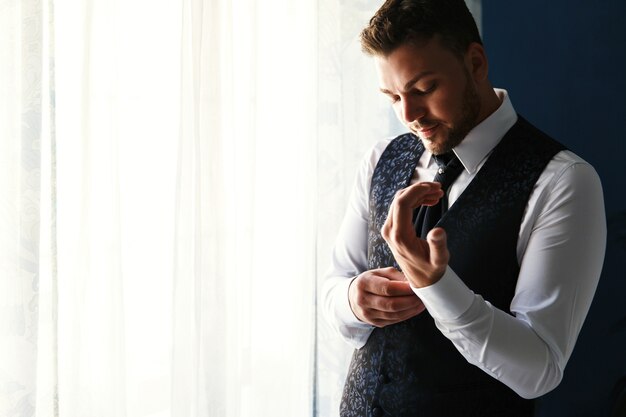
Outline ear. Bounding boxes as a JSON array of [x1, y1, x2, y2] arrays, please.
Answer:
[[465, 42, 489, 83]]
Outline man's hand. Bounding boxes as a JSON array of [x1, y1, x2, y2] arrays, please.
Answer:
[[348, 267, 426, 327], [382, 182, 450, 288]]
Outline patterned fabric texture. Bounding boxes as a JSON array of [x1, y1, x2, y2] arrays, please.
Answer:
[[340, 116, 565, 417]]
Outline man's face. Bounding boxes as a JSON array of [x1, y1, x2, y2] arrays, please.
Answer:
[[375, 37, 481, 155]]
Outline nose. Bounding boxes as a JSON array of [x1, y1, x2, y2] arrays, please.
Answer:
[[399, 95, 426, 125]]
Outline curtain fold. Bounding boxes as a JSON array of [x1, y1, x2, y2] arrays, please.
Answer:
[[1, 0, 422, 415], [172, 0, 318, 415], [0, 0, 59, 415], [2, 0, 180, 416], [53, 0, 180, 415]]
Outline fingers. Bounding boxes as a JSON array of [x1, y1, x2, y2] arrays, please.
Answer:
[[369, 294, 424, 313], [367, 303, 427, 327], [427, 227, 449, 269], [394, 182, 443, 210], [375, 266, 406, 281], [380, 181, 450, 289], [348, 269, 428, 327], [352, 292, 426, 327], [355, 269, 414, 296], [383, 182, 443, 243]]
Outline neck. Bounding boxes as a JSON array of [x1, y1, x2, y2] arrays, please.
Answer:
[[475, 83, 501, 125]]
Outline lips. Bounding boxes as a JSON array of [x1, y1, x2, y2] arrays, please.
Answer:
[[417, 124, 439, 139]]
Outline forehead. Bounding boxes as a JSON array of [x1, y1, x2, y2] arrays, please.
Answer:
[[374, 37, 464, 90]]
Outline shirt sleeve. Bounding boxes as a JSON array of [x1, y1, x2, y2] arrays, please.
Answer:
[[320, 142, 389, 349], [412, 160, 606, 399]]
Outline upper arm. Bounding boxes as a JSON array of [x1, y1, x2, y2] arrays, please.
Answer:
[[513, 160, 606, 368]]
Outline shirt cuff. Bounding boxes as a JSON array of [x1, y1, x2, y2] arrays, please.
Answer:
[[411, 266, 475, 321]]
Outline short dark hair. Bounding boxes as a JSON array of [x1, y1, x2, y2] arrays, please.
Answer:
[[360, 0, 482, 58]]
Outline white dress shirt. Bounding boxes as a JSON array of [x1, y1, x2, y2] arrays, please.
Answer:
[[321, 89, 607, 399]]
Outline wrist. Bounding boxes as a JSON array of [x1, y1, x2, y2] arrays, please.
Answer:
[[404, 265, 446, 289], [410, 267, 475, 321]]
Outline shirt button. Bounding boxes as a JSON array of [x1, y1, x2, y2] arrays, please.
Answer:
[[438, 167, 445, 174], [372, 406, 383, 417]]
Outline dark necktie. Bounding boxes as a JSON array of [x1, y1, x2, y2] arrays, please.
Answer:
[[413, 152, 464, 239]]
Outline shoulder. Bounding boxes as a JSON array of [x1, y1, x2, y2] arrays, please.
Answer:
[[530, 149, 604, 225], [367, 137, 395, 165], [361, 133, 416, 172], [543, 150, 601, 189]]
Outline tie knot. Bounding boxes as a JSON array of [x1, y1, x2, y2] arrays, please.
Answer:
[[433, 151, 456, 168], [431, 151, 463, 191], [414, 151, 463, 239]]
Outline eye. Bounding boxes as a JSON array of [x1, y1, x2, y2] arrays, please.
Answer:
[[415, 82, 437, 96], [388, 94, 401, 104]]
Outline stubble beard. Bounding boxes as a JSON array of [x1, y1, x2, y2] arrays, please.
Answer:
[[426, 73, 481, 155]]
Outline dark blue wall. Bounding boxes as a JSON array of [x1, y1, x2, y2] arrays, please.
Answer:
[[483, 1, 626, 415]]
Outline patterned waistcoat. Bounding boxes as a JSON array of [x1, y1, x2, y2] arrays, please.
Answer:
[[340, 117, 565, 417]]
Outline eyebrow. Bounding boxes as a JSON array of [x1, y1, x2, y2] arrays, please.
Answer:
[[379, 71, 435, 95]]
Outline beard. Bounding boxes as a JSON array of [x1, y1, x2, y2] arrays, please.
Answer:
[[420, 70, 481, 155]]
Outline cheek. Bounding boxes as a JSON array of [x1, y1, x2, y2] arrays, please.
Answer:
[[429, 88, 464, 121]]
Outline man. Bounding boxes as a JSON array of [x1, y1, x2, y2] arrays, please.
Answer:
[[321, 1, 607, 416]]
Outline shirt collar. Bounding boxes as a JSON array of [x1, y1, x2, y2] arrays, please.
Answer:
[[425, 88, 518, 174]]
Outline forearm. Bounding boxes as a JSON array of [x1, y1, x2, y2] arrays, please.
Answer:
[[414, 271, 563, 398], [413, 160, 606, 398], [413, 271, 564, 398]]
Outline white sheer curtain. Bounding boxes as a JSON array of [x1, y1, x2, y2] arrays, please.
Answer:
[[53, 0, 180, 415], [3, 0, 474, 415], [171, 0, 317, 415], [2, 0, 180, 415], [1, 0, 58, 415], [2, 0, 326, 416]]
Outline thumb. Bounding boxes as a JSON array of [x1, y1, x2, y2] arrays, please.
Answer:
[[427, 227, 449, 268]]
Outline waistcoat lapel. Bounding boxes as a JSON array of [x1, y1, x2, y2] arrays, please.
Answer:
[[367, 133, 424, 271]]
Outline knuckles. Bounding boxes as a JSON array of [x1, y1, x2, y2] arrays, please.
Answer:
[[388, 229, 406, 243], [381, 222, 391, 240], [381, 221, 408, 245], [378, 298, 395, 311], [377, 283, 391, 297], [393, 190, 412, 208], [354, 292, 367, 307]]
